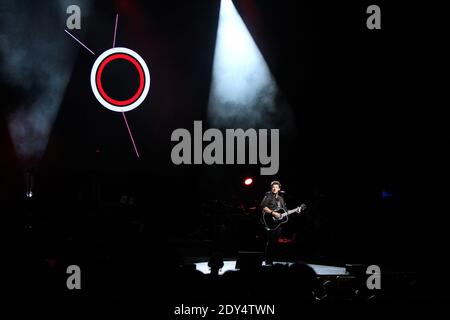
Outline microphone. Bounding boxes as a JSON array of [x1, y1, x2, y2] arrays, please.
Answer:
[[279, 190, 285, 194]]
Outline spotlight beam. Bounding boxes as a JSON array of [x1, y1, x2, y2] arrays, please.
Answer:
[[208, 0, 293, 130], [64, 29, 95, 55], [208, 0, 276, 128]]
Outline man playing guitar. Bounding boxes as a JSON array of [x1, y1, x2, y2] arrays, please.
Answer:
[[260, 181, 305, 265]]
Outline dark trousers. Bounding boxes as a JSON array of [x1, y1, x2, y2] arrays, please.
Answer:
[[265, 227, 282, 263]]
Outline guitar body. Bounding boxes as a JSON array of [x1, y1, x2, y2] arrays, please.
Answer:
[[261, 204, 307, 231], [262, 207, 288, 231]]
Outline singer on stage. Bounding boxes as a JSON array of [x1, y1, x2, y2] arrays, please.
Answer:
[[260, 180, 287, 265]]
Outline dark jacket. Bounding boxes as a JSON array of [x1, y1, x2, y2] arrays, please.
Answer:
[[260, 191, 287, 212]]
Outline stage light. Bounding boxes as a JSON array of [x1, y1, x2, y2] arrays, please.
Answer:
[[244, 177, 253, 186], [3, 1, 92, 164], [25, 168, 34, 198], [382, 190, 393, 198], [208, 0, 287, 128]]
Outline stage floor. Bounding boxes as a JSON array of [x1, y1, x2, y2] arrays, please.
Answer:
[[194, 260, 348, 276]]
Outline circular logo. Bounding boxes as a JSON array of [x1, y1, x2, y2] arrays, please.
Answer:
[[90, 47, 150, 112]]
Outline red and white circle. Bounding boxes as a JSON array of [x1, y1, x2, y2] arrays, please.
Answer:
[[90, 47, 150, 112]]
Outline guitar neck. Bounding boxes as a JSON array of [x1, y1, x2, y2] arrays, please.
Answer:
[[282, 208, 298, 217]]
